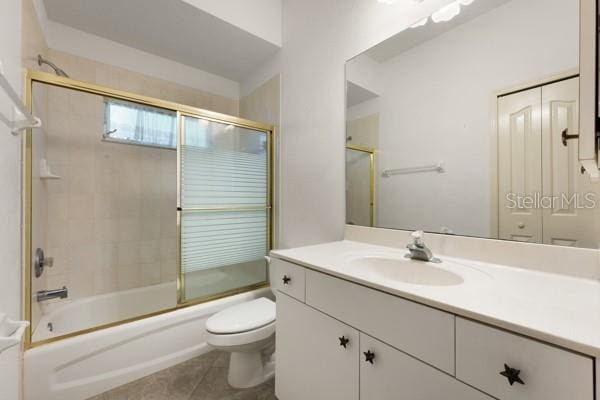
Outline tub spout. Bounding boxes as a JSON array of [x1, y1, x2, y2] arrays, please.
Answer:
[[36, 286, 68, 302]]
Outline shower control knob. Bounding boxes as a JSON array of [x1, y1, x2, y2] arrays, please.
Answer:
[[282, 275, 291, 285], [339, 336, 350, 348], [364, 350, 375, 364]]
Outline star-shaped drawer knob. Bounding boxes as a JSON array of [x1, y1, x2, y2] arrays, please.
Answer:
[[282, 275, 291, 285], [339, 336, 350, 349], [500, 364, 525, 386], [363, 350, 375, 364]]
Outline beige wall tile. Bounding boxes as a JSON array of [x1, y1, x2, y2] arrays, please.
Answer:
[[141, 263, 161, 286], [117, 265, 141, 290]]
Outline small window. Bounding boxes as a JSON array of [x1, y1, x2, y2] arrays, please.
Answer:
[[103, 99, 177, 149]]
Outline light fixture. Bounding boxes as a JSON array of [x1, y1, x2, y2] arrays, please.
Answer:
[[428, 0, 477, 24], [410, 17, 429, 28], [431, 2, 461, 23]]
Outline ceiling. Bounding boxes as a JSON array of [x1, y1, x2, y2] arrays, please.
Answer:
[[365, 0, 511, 63], [42, 0, 281, 82]]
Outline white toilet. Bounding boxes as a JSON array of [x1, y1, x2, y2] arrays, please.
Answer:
[[205, 297, 276, 388]]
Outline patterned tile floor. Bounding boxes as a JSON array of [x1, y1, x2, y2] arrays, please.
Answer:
[[88, 351, 276, 400]]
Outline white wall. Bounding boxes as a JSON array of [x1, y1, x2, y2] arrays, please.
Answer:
[[45, 22, 240, 100], [278, 0, 454, 248], [376, 0, 578, 237], [346, 54, 382, 96], [0, 0, 24, 398], [181, 0, 282, 47]]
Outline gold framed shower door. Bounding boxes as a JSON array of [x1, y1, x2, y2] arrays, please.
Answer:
[[346, 144, 376, 227], [23, 70, 274, 348]]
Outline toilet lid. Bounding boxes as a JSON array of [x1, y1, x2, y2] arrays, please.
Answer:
[[206, 298, 275, 334]]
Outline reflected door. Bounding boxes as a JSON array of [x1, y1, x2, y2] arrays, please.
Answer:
[[541, 77, 600, 247], [498, 77, 599, 247], [346, 146, 375, 227], [179, 115, 271, 302], [498, 88, 543, 243]]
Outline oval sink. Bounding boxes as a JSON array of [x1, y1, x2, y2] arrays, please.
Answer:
[[346, 256, 464, 286]]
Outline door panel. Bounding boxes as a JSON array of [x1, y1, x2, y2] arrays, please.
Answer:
[[541, 77, 600, 247], [498, 88, 543, 242]]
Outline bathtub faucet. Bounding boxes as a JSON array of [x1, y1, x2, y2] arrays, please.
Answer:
[[36, 286, 68, 302]]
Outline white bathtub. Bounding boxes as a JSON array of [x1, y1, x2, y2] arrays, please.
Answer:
[[24, 285, 271, 400], [32, 282, 178, 342]]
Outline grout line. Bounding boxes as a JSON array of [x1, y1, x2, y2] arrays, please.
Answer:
[[187, 351, 222, 399]]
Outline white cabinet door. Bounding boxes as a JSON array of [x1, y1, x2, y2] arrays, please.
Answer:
[[541, 77, 600, 247], [275, 293, 359, 400], [498, 87, 543, 243], [360, 333, 492, 400]]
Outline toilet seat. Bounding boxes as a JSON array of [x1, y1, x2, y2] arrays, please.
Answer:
[[206, 298, 276, 348], [207, 297, 275, 334], [206, 321, 275, 348]]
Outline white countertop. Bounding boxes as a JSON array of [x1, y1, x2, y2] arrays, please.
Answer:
[[271, 240, 600, 357]]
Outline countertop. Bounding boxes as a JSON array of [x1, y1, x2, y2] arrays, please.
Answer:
[[271, 240, 600, 357]]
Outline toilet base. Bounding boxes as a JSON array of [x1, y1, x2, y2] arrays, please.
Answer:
[[228, 351, 275, 389]]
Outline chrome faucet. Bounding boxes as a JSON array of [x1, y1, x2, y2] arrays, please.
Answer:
[[406, 231, 440, 263], [36, 286, 68, 302]]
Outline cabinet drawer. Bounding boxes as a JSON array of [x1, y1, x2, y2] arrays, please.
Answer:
[[305, 269, 455, 374], [456, 318, 594, 400], [270, 258, 306, 301], [360, 333, 492, 400]]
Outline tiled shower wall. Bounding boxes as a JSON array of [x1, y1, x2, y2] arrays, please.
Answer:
[[38, 86, 178, 303]]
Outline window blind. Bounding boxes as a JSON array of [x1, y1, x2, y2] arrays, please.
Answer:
[[180, 116, 269, 276]]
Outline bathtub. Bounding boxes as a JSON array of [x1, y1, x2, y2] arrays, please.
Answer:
[[24, 285, 271, 400], [32, 282, 178, 342]]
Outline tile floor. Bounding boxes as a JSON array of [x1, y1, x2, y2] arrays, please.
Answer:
[[87, 351, 276, 400]]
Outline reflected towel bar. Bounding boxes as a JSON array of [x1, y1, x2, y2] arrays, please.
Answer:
[[0, 65, 41, 135], [382, 162, 445, 177]]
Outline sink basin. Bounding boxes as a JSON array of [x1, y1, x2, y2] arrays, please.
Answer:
[[346, 256, 464, 286]]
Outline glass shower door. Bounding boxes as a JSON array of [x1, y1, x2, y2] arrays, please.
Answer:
[[178, 115, 271, 303]]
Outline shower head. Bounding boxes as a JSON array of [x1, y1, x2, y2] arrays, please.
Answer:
[[37, 55, 69, 78]]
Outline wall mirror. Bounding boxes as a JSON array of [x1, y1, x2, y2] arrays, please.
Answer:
[[345, 0, 600, 248]]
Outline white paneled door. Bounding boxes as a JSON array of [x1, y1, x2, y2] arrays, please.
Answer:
[[498, 87, 543, 243], [541, 78, 600, 247], [498, 77, 599, 247]]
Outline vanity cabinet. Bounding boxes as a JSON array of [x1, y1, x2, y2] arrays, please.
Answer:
[[305, 268, 455, 374], [272, 258, 595, 400], [276, 293, 489, 400]]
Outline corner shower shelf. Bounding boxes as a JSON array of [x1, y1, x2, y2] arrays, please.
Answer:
[[0, 313, 29, 354], [39, 159, 60, 179]]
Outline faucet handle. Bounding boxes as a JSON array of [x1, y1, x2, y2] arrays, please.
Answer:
[[411, 230, 425, 246]]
